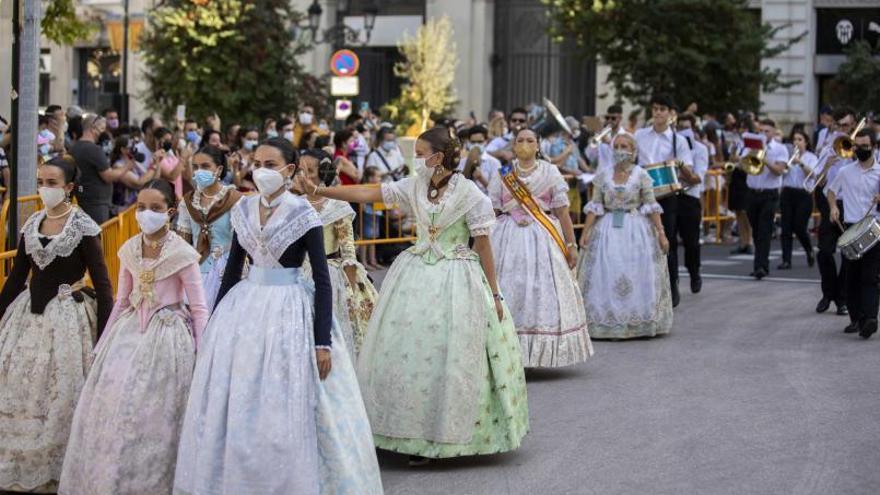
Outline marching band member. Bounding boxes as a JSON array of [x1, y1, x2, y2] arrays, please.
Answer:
[[725, 116, 753, 254], [487, 107, 528, 164], [298, 126, 528, 465], [458, 125, 502, 194], [577, 133, 673, 339], [0, 157, 113, 493], [585, 104, 626, 174], [674, 114, 707, 293], [777, 130, 816, 270], [634, 94, 694, 307], [815, 107, 856, 316], [488, 128, 592, 368], [743, 119, 788, 280], [826, 129, 880, 339], [813, 107, 857, 315]]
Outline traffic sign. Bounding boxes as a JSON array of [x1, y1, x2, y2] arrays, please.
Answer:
[[330, 49, 360, 77], [330, 76, 359, 96], [335, 99, 353, 120]]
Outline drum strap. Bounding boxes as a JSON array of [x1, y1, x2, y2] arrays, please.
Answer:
[[499, 165, 569, 258]]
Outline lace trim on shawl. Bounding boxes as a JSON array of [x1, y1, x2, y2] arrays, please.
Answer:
[[231, 193, 322, 264], [118, 232, 200, 282], [23, 207, 101, 269], [317, 198, 355, 226]]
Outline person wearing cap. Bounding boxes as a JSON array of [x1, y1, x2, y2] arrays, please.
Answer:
[[69, 115, 133, 223], [634, 94, 695, 307]]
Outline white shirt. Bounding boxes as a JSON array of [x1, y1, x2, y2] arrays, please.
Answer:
[[365, 147, 406, 176], [781, 149, 817, 189], [815, 127, 831, 153], [685, 140, 709, 199], [486, 134, 512, 155], [585, 127, 624, 174], [814, 143, 852, 189], [826, 160, 880, 224], [746, 140, 788, 190], [457, 152, 502, 194], [353, 133, 369, 169], [634, 126, 694, 168]]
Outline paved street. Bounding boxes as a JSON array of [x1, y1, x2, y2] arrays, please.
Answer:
[[374, 242, 880, 494]]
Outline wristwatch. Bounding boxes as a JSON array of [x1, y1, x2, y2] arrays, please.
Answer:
[[493, 293, 505, 302]]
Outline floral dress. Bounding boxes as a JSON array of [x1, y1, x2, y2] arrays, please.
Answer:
[[576, 166, 674, 339], [358, 172, 529, 458]]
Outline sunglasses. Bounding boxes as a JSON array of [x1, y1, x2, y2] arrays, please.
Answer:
[[510, 118, 526, 123]]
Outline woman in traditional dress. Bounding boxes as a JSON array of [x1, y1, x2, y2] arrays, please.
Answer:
[[59, 180, 208, 495], [176, 145, 242, 308], [576, 133, 673, 339], [296, 126, 529, 465], [296, 148, 377, 356], [174, 138, 382, 495], [488, 128, 592, 368], [0, 156, 113, 493]]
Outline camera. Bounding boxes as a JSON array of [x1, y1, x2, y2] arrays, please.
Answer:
[[128, 143, 145, 163]]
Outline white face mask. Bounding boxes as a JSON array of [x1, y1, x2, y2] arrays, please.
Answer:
[[299, 113, 314, 126], [136, 209, 168, 235], [39, 187, 67, 210], [252, 166, 286, 197]]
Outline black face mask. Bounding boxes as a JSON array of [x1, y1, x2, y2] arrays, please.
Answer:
[[356, 124, 366, 134], [855, 147, 874, 162], [162, 141, 173, 152]]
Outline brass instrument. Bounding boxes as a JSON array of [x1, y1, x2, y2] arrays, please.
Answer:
[[832, 117, 867, 159], [803, 153, 835, 193], [722, 161, 738, 173], [783, 146, 801, 174], [590, 125, 613, 147], [741, 149, 766, 175]]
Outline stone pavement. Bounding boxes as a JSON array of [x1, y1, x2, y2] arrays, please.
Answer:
[[375, 275, 880, 495]]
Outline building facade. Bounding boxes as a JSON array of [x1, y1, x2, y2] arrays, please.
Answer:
[[0, 0, 877, 127]]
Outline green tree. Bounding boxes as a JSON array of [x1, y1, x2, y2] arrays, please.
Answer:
[[831, 40, 880, 115], [141, 0, 326, 125], [42, 0, 96, 45], [382, 16, 458, 136], [542, 0, 803, 114]]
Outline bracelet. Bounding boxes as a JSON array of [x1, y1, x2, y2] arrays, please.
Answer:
[[493, 293, 504, 301]]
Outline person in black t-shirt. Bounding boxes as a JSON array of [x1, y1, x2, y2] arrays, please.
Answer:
[[69, 115, 132, 223]]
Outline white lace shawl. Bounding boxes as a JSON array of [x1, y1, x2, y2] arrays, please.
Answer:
[[22, 207, 101, 270], [231, 193, 323, 267], [118, 232, 200, 309], [381, 172, 495, 238], [487, 159, 570, 213], [316, 198, 355, 226]]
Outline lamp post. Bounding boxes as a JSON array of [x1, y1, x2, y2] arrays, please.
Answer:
[[304, 0, 378, 46]]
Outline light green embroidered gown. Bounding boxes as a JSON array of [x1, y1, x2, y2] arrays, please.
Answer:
[[357, 173, 529, 458]]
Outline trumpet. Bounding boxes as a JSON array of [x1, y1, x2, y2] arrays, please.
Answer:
[[590, 125, 613, 147], [741, 149, 766, 175], [783, 147, 801, 173], [832, 117, 867, 159], [722, 161, 738, 173]]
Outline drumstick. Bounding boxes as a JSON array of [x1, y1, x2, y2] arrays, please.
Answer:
[[835, 219, 846, 232]]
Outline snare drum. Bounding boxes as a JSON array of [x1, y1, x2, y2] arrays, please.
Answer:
[[838, 215, 880, 261], [643, 160, 683, 199]]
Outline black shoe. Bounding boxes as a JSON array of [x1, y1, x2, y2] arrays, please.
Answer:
[[845, 321, 861, 333], [836, 304, 849, 316], [816, 297, 831, 313], [690, 276, 702, 294], [806, 251, 815, 268], [730, 245, 751, 255], [408, 455, 431, 467], [777, 261, 792, 270], [744, 245, 754, 254], [859, 319, 878, 339], [753, 268, 767, 280], [671, 282, 681, 308]]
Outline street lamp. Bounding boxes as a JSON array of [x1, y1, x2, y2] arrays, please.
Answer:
[[304, 0, 378, 46]]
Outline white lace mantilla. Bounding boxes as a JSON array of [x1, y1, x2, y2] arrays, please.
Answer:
[[22, 208, 101, 270], [189, 185, 236, 216], [231, 193, 322, 267], [316, 198, 355, 226]]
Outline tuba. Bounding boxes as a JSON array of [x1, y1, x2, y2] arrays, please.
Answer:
[[832, 117, 867, 159]]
